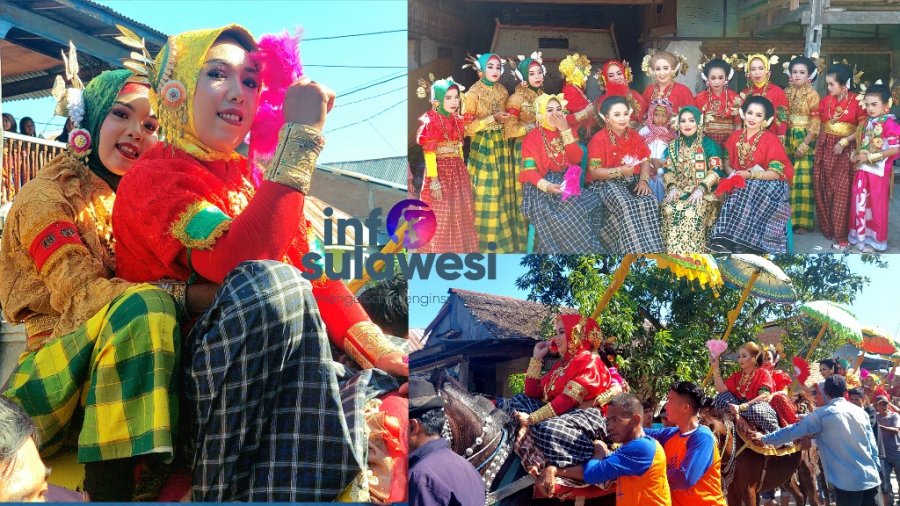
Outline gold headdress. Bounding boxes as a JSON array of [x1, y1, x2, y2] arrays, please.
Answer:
[[559, 53, 592, 88], [642, 49, 689, 80], [781, 52, 825, 82], [697, 53, 740, 84]]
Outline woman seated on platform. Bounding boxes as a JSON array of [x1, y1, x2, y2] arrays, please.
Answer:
[[519, 94, 602, 253], [587, 96, 663, 253], [660, 106, 723, 253], [709, 96, 793, 253], [711, 342, 781, 434], [500, 315, 617, 470]]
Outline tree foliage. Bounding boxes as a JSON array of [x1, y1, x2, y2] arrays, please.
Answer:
[[515, 254, 887, 403]]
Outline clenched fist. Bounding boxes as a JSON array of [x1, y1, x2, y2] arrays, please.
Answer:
[[284, 77, 336, 131]]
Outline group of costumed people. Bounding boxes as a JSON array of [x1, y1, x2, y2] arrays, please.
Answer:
[[0, 25, 408, 502], [415, 48, 900, 254]]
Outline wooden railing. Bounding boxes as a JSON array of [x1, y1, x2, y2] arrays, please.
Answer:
[[1, 132, 66, 204]]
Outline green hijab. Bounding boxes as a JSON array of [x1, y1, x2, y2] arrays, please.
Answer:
[[431, 78, 461, 117], [81, 69, 135, 190]]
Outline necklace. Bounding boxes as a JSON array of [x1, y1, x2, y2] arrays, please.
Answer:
[[704, 88, 729, 118], [540, 128, 566, 169], [653, 82, 674, 101], [737, 368, 755, 398], [750, 81, 770, 98], [736, 129, 763, 169], [829, 93, 850, 123], [436, 110, 464, 143]]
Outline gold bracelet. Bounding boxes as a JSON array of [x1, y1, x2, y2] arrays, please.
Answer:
[[839, 137, 850, 147], [595, 389, 615, 408], [560, 128, 576, 145], [527, 403, 557, 426], [868, 151, 884, 163], [344, 321, 399, 370], [264, 123, 325, 194], [639, 172, 650, 182], [739, 403, 749, 412], [526, 358, 543, 379], [608, 167, 621, 179], [536, 178, 551, 192]]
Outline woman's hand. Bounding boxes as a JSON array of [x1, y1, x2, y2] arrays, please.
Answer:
[[635, 180, 652, 197], [533, 340, 551, 360], [664, 188, 681, 202], [711, 356, 720, 369], [515, 410, 530, 427], [729, 403, 741, 417], [546, 183, 563, 195], [833, 141, 846, 155], [431, 187, 443, 201], [375, 351, 409, 377], [284, 77, 336, 131], [493, 111, 512, 123], [548, 112, 569, 132], [687, 187, 704, 204]]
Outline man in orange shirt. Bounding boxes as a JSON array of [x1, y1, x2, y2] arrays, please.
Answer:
[[646, 381, 727, 506], [550, 393, 672, 505]]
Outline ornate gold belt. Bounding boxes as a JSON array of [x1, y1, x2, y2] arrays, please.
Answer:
[[789, 115, 810, 128], [705, 119, 735, 133], [824, 120, 856, 137], [435, 142, 461, 159]]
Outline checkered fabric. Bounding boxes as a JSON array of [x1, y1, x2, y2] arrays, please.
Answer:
[[500, 394, 606, 468], [521, 171, 604, 253], [714, 392, 780, 434], [468, 129, 518, 252], [814, 132, 854, 242], [786, 127, 816, 229], [5, 284, 179, 463], [706, 131, 731, 149], [709, 180, 790, 253], [184, 260, 396, 502], [589, 176, 664, 253], [507, 138, 532, 252], [418, 156, 480, 253]]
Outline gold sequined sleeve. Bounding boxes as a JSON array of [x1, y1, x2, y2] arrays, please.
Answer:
[[807, 90, 822, 136], [504, 89, 528, 140], [463, 88, 494, 137]]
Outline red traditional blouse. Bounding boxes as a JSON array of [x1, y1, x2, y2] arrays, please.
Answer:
[[696, 88, 741, 129], [112, 144, 393, 369], [586, 128, 651, 183], [518, 127, 584, 186], [642, 82, 696, 112], [724, 367, 774, 400], [742, 82, 789, 136], [416, 109, 465, 151], [524, 349, 612, 416], [762, 363, 792, 392], [818, 94, 867, 131], [723, 129, 794, 183], [563, 83, 595, 132]]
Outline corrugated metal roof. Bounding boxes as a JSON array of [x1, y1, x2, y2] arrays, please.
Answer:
[[320, 157, 407, 188]]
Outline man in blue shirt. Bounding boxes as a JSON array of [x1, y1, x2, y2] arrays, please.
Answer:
[[407, 379, 486, 506], [753, 375, 881, 506]]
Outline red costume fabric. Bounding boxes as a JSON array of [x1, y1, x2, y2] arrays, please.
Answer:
[[723, 129, 795, 183], [524, 315, 612, 415], [696, 88, 741, 145], [586, 128, 651, 183], [742, 83, 789, 136], [724, 367, 774, 400], [642, 82, 696, 112], [519, 127, 584, 186], [563, 83, 595, 132], [112, 144, 380, 365]]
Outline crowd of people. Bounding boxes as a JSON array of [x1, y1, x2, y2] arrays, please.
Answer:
[[414, 49, 900, 254], [0, 25, 408, 502]]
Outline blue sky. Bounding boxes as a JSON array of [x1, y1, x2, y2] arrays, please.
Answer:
[[409, 255, 900, 344], [2, 0, 406, 163]]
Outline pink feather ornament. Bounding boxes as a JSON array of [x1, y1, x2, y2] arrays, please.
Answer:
[[248, 29, 304, 186], [560, 165, 582, 201], [706, 339, 728, 360]]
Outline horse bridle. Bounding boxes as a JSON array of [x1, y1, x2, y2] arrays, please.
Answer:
[[720, 418, 737, 492]]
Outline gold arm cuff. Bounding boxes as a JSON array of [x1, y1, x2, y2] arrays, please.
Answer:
[[560, 129, 576, 145], [536, 178, 551, 192], [264, 123, 325, 194], [563, 381, 587, 403], [594, 389, 616, 408], [868, 151, 885, 163], [574, 108, 590, 122], [344, 321, 399, 370], [826, 121, 857, 138], [526, 358, 543, 379], [23, 314, 58, 345], [527, 403, 557, 425]]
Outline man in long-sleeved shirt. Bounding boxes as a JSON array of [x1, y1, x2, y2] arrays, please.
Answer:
[[646, 381, 727, 506], [552, 393, 671, 506], [755, 375, 881, 506]]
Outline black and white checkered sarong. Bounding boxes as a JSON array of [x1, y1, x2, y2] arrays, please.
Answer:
[[709, 180, 790, 253], [589, 176, 664, 253], [521, 171, 605, 253], [713, 391, 780, 434], [499, 394, 606, 467], [185, 260, 397, 501]]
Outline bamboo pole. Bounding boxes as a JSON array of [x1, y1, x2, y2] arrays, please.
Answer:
[[804, 322, 830, 361], [345, 221, 408, 294], [589, 254, 636, 321]]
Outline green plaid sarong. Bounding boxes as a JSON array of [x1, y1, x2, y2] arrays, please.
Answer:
[[506, 137, 531, 252], [4, 284, 180, 463], [786, 127, 816, 229], [468, 129, 517, 252]]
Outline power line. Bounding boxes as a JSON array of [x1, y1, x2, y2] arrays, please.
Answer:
[[334, 85, 405, 108], [337, 72, 406, 98], [325, 100, 405, 133], [306, 64, 406, 69], [304, 29, 405, 41]]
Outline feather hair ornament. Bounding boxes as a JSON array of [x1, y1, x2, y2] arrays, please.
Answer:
[[248, 29, 305, 186]]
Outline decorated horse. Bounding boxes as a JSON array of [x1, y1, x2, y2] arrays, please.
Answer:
[[431, 371, 616, 505], [700, 393, 819, 506]]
